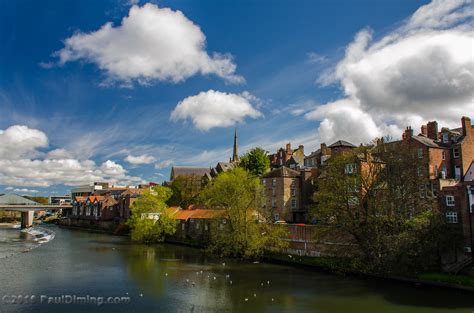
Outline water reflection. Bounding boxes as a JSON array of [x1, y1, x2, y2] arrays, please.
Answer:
[[0, 226, 472, 313]]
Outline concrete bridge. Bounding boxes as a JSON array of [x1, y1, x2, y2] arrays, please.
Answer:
[[0, 204, 71, 229]]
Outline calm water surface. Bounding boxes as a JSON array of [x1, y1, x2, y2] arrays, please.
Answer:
[[0, 225, 473, 313]]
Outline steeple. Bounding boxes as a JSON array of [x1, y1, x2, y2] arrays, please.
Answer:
[[231, 128, 239, 163]]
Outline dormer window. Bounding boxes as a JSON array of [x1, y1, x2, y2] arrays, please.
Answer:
[[442, 133, 449, 143]]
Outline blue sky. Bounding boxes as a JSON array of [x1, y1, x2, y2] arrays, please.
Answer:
[[0, 0, 472, 195]]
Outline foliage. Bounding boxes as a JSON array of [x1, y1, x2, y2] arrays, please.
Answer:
[[167, 175, 201, 208], [127, 186, 176, 243], [199, 167, 287, 258], [311, 142, 459, 275], [24, 196, 49, 204], [239, 147, 270, 176]]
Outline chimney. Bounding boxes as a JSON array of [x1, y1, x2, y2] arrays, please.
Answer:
[[427, 121, 438, 140], [298, 145, 304, 154], [462, 116, 471, 136], [421, 125, 428, 136], [403, 126, 413, 140], [321, 143, 330, 156], [286, 143, 291, 154]]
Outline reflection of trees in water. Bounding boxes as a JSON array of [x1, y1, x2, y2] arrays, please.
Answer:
[[122, 244, 167, 298]]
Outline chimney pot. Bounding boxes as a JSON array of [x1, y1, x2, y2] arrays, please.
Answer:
[[427, 121, 438, 140], [462, 116, 471, 136]]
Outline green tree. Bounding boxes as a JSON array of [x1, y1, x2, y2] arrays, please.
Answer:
[[167, 175, 200, 208], [127, 186, 176, 243], [239, 147, 270, 176], [312, 142, 456, 274], [199, 167, 287, 258]]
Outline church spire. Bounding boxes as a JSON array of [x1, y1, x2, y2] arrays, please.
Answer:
[[232, 128, 239, 163]]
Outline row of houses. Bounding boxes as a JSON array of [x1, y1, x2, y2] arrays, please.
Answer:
[[167, 116, 474, 257]]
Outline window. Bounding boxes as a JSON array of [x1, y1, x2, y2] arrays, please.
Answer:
[[455, 166, 461, 180], [345, 163, 356, 174], [446, 195, 455, 206], [273, 213, 280, 221], [272, 179, 276, 186], [181, 223, 185, 231], [271, 198, 276, 208], [446, 212, 458, 223], [442, 133, 449, 143], [417, 148, 423, 159], [417, 167, 423, 177], [442, 151, 446, 160], [291, 189, 296, 197], [196, 221, 200, 230], [419, 184, 426, 198], [204, 223, 209, 231], [272, 188, 276, 196], [291, 199, 297, 209], [262, 179, 266, 186], [86, 206, 91, 216], [453, 148, 460, 158]]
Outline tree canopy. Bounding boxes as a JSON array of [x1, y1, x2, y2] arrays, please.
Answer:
[[311, 142, 459, 274], [199, 167, 287, 258], [127, 186, 176, 243], [239, 147, 270, 176]]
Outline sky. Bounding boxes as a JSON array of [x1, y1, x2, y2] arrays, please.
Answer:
[[0, 0, 473, 196]]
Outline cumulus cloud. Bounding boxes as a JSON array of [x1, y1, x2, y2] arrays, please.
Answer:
[[0, 125, 143, 187], [171, 90, 262, 131], [307, 0, 474, 144], [0, 125, 48, 159], [125, 154, 156, 165], [53, 3, 243, 86]]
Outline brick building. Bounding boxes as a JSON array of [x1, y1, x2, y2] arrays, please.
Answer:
[[269, 143, 305, 169], [390, 116, 473, 258], [262, 166, 305, 223]]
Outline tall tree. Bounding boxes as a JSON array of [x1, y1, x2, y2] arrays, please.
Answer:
[[312, 142, 455, 274], [127, 186, 176, 243], [239, 147, 270, 176], [199, 168, 287, 258]]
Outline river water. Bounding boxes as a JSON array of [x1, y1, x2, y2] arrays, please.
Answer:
[[0, 225, 472, 313]]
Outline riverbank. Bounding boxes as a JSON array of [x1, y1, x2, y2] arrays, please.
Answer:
[[266, 253, 474, 292]]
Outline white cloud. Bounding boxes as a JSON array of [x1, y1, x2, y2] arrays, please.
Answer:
[[0, 125, 48, 159], [125, 154, 156, 165], [154, 159, 173, 169], [306, 52, 327, 64], [47, 148, 72, 159], [0, 125, 144, 187], [171, 90, 262, 131], [13, 188, 39, 194], [307, 0, 474, 144], [53, 3, 243, 86]]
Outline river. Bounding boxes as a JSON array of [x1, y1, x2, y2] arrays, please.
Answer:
[[0, 225, 472, 313]]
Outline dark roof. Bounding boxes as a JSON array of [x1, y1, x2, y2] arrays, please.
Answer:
[[411, 135, 446, 148], [328, 140, 356, 148], [171, 166, 210, 180], [262, 166, 300, 178], [216, 162, 236, 172], [305, 149, 321, 158], [0, 194, 40, 205]]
